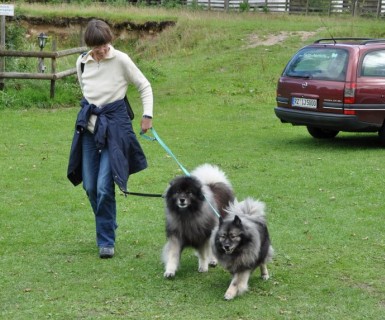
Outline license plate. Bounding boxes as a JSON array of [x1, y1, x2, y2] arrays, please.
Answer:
[[292, 97, 317, 109]]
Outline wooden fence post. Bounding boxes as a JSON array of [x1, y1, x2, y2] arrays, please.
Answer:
[[225, 0, 230, 12], [352, 0, 357, 16], [0, 16, 5, 90], [376, 0, 382, 18], [50, 39, 57, 98], [328, 0, 332, 16]]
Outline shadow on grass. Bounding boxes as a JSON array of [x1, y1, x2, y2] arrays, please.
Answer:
[[275, 133, 383, 151]]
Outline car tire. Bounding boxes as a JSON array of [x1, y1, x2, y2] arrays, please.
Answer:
[[378, 125, 385, 146], [306, 126, 339, 139]]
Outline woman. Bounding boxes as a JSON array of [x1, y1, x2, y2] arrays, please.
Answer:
[[67, 19, 153, 259]]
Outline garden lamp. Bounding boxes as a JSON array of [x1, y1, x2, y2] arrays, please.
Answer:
[[38, 33, 48, 50]]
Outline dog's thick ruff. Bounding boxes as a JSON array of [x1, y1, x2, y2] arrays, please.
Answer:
[[212, 197, 274, 300], [162, 164, 234, 278]]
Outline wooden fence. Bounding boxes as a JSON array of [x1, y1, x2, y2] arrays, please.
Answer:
[[0, 46, 87, 98], [186, 0, 385, 17]]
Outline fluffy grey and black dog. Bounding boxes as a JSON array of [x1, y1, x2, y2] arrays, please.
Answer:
[[212, 197, 274, 300], [162, 164, 234, 278]]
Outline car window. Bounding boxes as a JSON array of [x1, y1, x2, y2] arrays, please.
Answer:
[[283, 48, 348, 81], [361, 50, 385, 77]]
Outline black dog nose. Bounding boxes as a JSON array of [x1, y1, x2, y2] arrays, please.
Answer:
[[180, 198, 185, 204]]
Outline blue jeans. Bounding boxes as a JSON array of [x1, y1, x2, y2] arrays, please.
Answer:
[[82, 131, 117, 248]]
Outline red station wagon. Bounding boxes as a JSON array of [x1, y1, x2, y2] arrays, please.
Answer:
[[275, 38, 385, 145]]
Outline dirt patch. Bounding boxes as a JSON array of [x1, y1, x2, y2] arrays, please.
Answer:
[[244, 30, 324, 48], [13, 16, 175, 42]]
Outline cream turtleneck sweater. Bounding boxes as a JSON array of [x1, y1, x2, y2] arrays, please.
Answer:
[[76, 45, 153, 132]]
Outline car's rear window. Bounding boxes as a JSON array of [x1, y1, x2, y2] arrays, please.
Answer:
[[283, 47, 348, 81], [361, 50, 385, 77]]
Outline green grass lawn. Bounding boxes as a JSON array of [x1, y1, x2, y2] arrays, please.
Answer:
[[1, 6, 385, 319]]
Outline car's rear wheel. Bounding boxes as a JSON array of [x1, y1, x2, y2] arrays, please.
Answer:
[[378, 125, 385, 146], [306, 126, 339, 139]]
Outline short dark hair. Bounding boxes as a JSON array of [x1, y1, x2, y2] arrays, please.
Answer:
[[84, 19, 113, 47]]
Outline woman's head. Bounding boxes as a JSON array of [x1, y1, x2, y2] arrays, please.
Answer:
[[84, 19, 113, 47]]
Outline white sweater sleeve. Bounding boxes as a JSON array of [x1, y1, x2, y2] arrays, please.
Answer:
[[122, 55, 154, 118]]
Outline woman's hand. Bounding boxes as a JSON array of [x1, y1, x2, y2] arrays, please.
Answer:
[[141, 117, 152, 133]]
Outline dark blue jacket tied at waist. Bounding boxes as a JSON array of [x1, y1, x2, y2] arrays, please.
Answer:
[[67, 98, 147, 193]]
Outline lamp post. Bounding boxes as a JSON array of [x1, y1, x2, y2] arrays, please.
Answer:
[[37, 32, 48, 73]]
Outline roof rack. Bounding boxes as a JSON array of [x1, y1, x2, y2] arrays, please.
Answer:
[[361, 39, 385, 44], [314, 38, 385, 45]]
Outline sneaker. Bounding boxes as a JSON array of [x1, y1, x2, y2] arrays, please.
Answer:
[[99, 247, 114, 259]]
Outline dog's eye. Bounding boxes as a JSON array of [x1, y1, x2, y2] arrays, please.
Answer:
[[229, 234, 239, 240]]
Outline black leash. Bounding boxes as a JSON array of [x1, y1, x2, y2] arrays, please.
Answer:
[[122, 191, 163, 198]]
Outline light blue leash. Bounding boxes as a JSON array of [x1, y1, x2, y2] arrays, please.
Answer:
[[140, 128, 191, 176], [140, 128, 221, 218]]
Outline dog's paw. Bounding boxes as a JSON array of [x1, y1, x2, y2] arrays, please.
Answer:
[[209, 259, 217, 267], [163, 271, 175, 279], [224, 286, 238, 300], [224, 292, 236, 300], [198, 266, 209, 273], [261, 274, 270, 281], [260, 265, 269, 280]]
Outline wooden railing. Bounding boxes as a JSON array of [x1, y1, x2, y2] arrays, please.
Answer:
[[0, 46, 87, 98]]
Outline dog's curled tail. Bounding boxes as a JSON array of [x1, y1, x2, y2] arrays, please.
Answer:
[[226, 197, 266, 221], [190, 163, 232, 188]]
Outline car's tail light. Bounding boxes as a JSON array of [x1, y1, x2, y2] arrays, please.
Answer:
[[344, 83, 356, 104]]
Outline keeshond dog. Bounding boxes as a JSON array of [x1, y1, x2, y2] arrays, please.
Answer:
[[212, 197, 274, 300], [162, 164, 234, 278]]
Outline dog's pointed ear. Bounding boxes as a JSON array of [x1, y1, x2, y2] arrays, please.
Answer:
[[165, 180, 175, 197], [233, 215, 242, 227]]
